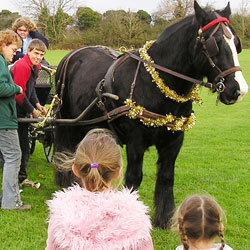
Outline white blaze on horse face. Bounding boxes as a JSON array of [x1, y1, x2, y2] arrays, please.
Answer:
[[224, 28, 248, 103]]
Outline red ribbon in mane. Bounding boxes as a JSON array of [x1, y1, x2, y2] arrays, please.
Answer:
[[202, 17, 230, 32]]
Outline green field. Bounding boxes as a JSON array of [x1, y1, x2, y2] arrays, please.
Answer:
[[44, 50, 69, 66], [0, 50, 249, 250]]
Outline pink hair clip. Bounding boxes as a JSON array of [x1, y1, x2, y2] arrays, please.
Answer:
[[90, 163, 99, 168]]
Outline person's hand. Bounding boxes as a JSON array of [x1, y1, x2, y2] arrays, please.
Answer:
[[32, 109, 40, 118], [17, 86, 23, 95], [36, 103, 47, 115]]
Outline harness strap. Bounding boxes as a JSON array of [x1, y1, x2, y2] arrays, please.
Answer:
[[129, 61, 141, 99], [201, 41, 217, 68], [56, 46, 120, 100], [56, 47, 88, 96], [126, 52, 215, 90], [53, 104, 182, 129], [104, 53, 130, 95], [213, 66, 242, 83]]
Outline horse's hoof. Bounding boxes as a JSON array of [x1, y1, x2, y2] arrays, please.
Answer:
[[153, 218, 169, 229]]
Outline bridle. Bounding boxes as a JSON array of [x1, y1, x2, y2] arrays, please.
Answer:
[[197, 16, 242, 93], [126, 16, 241, 96]]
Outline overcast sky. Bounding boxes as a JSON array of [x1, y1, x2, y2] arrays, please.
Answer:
[[0, 0, 243, 14]]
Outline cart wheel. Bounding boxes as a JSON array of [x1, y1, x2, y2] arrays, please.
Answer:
[[43, 131, 54, 163], [29, 138, 36, 155], [44, 142, 54, 163], [28, 125, 36, 155]]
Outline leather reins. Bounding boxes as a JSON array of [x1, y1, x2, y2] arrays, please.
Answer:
[[126, 52, 218, 91]]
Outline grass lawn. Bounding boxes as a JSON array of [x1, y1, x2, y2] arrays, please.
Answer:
[[0, 50, 249, 250], [44, 50, 69, 66]]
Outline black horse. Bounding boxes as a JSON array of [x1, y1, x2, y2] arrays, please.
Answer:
[[54, 1, 248, 228]]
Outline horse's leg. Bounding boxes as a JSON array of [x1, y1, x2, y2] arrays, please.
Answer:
[[154, 131, 184, 228], [54, 125, 82, 187], [125, 139, 146, 190]]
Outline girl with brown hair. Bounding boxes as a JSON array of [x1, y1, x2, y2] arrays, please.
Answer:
[[171, 194, 233, 250]]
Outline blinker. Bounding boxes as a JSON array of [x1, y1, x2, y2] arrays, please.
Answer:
[[234, 36, 242, 54], [205, 37, 219, 57], [205, 35, 241, 57]]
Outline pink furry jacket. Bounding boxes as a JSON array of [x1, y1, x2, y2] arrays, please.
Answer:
[[46, 185, 154, 250]]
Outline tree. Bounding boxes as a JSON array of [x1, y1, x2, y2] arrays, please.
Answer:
[[100, 10, 127, 47], [76, 7, 101, 30], [238, 0, 250, 41], [14, 0, 80, 19], [137, 10, 152, 25], [154, 0, 193, 23], [37, 7, 50, 37], [99, 10, 145, 48], [14, 0, 76, 45], [47, 8, 74, 44], [231, 0, 250, 48], [0, 10, 20, 30], [103, 10, 127, 18], [121, 11, 145, 46]]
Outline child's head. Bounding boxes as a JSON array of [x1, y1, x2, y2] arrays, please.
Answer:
[[12, 17, 37, 36], [0, 29, 22, 62], [171, 194, 225, 250], [28, 39, 47, 53], [0, 29, 22, 57], [27, 39, 47, 65], [55, 128, 123, 192]]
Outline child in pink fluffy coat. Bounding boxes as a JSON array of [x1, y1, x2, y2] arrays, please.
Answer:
[[45, 128, 154, 250]]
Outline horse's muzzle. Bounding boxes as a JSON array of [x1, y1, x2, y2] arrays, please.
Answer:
[[219, 87, 241, 105]]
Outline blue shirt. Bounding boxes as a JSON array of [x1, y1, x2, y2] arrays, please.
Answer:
[[22, 35, 32, 54]]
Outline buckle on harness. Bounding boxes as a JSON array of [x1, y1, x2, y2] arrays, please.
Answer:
[[216, 78, 225, 93]]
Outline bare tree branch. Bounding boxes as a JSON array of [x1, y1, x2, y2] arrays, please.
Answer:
[[14, 0, 82, 18], [155, 0, 193, 21]]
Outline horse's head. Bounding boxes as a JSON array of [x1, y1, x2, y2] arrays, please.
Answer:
[[193, 1, 248, 105]]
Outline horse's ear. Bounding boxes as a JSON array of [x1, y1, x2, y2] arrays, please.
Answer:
[[219, 2, 231, 19], [194, 0, 206, 24]]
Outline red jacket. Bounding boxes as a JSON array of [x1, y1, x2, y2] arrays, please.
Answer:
[[12, 54, 41, 115]]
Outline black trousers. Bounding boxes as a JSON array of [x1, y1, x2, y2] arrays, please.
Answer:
[[18, 122, 30, 183]]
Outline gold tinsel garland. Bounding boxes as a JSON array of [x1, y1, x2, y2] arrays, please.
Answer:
[[138, 40, 202, 104], [124, 99, 196, 131], [123, 40, 201, 131]]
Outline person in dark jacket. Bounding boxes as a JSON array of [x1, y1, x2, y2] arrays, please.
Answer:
[[12, 16, 49, 63], [0, 29, 31, 210], [12, 39, 47, 187]]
